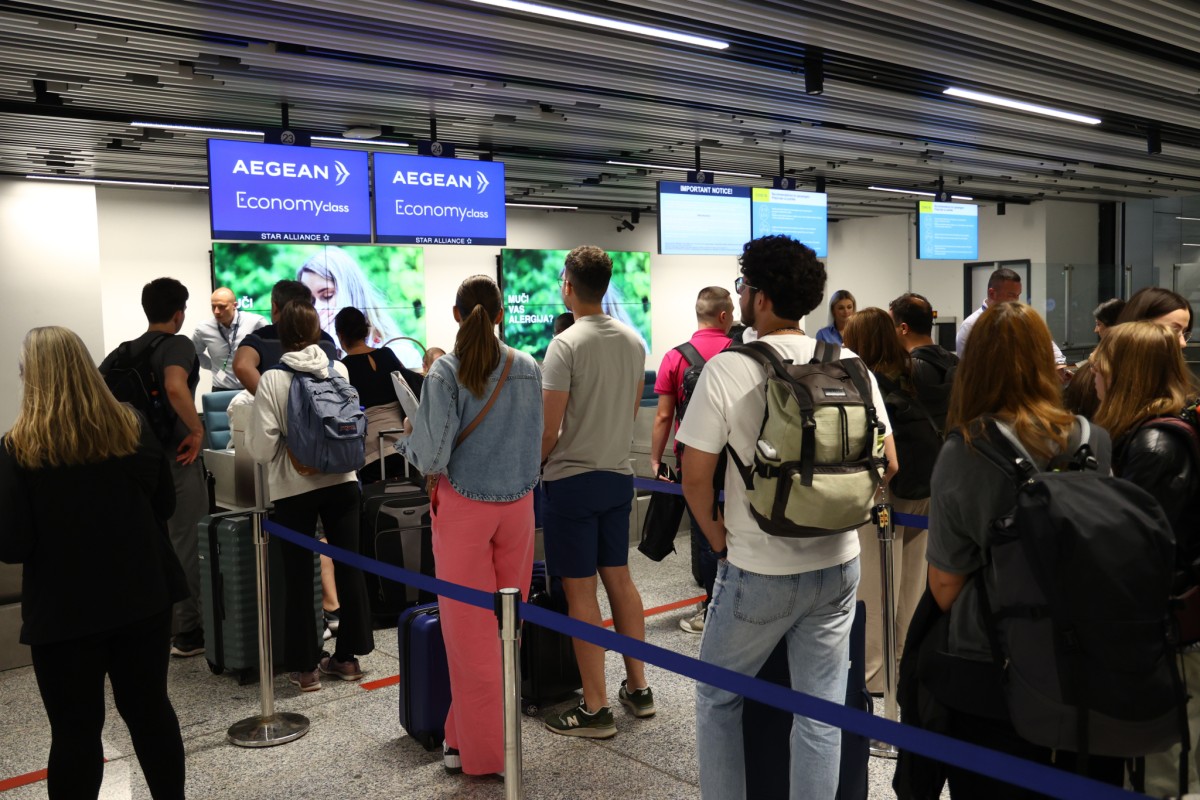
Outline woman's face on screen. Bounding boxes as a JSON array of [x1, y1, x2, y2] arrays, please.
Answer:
[[300, 270, 339, 330]]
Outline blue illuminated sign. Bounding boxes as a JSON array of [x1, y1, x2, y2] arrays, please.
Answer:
[[751, 188, 828, 257], [206, 139, 371, 242], [373, 153, 507, 245], [657, 181, 752, 255], [917, 201, 979, 260]]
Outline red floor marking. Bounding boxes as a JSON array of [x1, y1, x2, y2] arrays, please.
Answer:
[[361, 674, 401, 691], [0, 767, 48, 792], [362, 593, 707, 689]]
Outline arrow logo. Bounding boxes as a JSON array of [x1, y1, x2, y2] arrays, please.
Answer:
[[476, 170, 490, 194], [334, 161, 350, 186]]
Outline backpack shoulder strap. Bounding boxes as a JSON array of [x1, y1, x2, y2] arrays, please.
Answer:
[[732, 339, 787, 377], [813, 339, 839, 364], [970, 419, 1039, 486], [674, 342, 705, 368]]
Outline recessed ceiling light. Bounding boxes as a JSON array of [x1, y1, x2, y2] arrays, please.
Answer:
[[943, 88, 1101, 125], [130, 121, 264, 136], [26, 175, 208, 190], [868, 186, 973, 201], [465, 0, 729, 49], [606, 160, 762, 178]]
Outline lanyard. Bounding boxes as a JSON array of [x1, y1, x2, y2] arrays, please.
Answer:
[[219, 313, 240, 371]]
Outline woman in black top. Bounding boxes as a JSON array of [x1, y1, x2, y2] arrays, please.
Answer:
[[334, 307, 424, 483], [1093, 320, 1200, 795], [0, 326, 188, 800]]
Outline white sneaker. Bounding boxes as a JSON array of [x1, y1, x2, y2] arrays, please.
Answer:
[[679, 605, 706, 634]]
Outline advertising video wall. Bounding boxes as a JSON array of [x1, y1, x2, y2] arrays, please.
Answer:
[[211, 242, 426, 367], [499, 249, 652, 359]]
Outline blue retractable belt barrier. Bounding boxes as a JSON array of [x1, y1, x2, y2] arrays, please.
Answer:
[[264, 518, 1146, 800]]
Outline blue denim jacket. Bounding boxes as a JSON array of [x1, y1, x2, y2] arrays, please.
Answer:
[[397, 345, 543, 502]]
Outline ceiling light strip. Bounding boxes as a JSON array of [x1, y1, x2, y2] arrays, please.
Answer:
[[942, 88, 1101, 126], [465, 0, 729, 49], [506, 202, 579, 210], [606, 160, 762, 178], [311, 136, 410, 148], [26, 175, 208, 190], [130, 121, 265, 136], [868, 186, 974, 201]]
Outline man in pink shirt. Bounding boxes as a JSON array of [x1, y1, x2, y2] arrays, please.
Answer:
[[649, 287, 734, 634]]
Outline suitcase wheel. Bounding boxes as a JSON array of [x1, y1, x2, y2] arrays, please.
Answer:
[[522, 702, 539, 717]]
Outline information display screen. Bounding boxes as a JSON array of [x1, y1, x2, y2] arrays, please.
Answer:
[[917, 201, 979, 260], [206, 139, 371, 242], [373, 153, 507, 245], [498, 249, 651, 360], [751, 188, 828, 257], [657, 181, 752, 255]]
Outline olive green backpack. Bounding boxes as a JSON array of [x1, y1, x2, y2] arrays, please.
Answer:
[[726, 339, 886, 537]]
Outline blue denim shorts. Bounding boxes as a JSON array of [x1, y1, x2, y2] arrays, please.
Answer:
[[542, 471, 634, 578]]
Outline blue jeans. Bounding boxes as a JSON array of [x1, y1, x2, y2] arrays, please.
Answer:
[[696, 557, 860, 800]]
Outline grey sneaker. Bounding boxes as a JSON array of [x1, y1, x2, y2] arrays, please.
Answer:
[[618, 680, 656, 718], [679, 605, 706, 634], [543, 701, 617, 739]]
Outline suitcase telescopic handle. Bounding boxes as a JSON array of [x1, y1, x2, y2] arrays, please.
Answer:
[[377, 428, 405, 481]]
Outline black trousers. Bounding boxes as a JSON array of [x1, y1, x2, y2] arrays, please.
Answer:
[[271, 480, 374, 670], [945, 706, 1125, 798], [31, 610, 184, 800]]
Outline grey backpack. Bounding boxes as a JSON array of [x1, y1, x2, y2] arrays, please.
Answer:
[[726, 339, 886, 537], [271, 361, 367, 475]]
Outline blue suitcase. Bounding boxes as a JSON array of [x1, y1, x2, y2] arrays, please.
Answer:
[[397, 603, 451, 751]]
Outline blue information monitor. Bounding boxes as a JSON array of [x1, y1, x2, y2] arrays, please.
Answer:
[[373, 153, 507, 245], [657, 181, 752, 256], [206, 139, 371, 242], [917, 201, 979, 260], [751, 188, 828, 257]]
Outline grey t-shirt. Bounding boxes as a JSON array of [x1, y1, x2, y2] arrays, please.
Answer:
[[541, 314, 645, 482], [925, 418, 1111, 661]]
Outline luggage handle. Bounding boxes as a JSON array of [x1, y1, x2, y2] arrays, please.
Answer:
[[377, 428, 405, 481]]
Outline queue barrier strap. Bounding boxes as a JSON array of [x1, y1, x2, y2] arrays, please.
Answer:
[[263, 519, 1145, 800]]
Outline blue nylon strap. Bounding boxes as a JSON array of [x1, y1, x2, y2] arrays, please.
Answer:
[[263, 518, 1143, 800]]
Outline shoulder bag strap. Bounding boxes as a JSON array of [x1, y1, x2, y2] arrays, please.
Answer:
[[455, 348, 516, 449]]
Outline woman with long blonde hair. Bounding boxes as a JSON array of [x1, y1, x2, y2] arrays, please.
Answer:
[[0, 326, 187, 799], [921, 302, 1124, 796], [1094, 320, 1200, 795]]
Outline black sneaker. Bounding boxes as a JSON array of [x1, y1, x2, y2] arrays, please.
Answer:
[[618, 680, 656, 718], [170, 629, 205, 658], [543, 701, 617, 739], [323, 609, 340, 635]]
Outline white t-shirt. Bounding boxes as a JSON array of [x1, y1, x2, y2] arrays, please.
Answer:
[[675, 335, 893, 576]]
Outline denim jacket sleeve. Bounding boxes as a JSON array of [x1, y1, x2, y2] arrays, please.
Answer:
[[398, 367, 459, 476]]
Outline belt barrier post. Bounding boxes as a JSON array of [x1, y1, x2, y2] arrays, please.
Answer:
[[869, 501, 899, 759], [228, 462, 310, 747], [497, 587, 524, 799]]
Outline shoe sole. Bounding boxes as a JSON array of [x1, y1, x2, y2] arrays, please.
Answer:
[[679, 623, 703, 634], [169, 646, 205, 658], [543, 721, 617, 739], [289, 679, 321, 693], [318, 666, 363, 681], [619, 697, 656, 719]]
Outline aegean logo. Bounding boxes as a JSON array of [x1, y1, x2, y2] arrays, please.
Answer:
[[231, 158, 351, 186], [391, 169, 492, 194]]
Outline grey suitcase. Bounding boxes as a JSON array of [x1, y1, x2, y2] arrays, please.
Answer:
[[198, 511, 322, 683]]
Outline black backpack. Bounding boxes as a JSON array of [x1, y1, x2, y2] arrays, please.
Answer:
[[874, 373, 942, 501], [673, 342, 707, 425], [101, 333, 176, 446], [970, 418, 1186, 761], [910, 346, 958, 430]]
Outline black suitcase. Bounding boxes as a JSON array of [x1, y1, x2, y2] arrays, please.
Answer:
[[397, 603, 452, 751], [197, 511, 322, 683], [360, 480, 435, 623], [743, 600, 869, 800], [520, 561, 582, 716]]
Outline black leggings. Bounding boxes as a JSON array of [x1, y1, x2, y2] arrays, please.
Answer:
[[31, 610, 184, 800], [271, 480, 374, 671]]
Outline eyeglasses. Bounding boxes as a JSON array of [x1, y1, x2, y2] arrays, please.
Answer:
[[734, 276, 758, 295]]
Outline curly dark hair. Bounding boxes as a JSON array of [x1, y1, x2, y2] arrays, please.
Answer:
[[738, 236, 826, 320]]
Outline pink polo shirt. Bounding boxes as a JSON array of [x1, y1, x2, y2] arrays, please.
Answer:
[[654, 328, 733, 427]]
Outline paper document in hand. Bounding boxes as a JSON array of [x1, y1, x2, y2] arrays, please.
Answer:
[[391, 371, 420, 419]]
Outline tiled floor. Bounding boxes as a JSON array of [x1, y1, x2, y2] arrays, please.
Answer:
[[0, 536, 913, 799]]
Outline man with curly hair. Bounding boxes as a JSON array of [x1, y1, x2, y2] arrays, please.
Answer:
[[677, 236, 893, 799]]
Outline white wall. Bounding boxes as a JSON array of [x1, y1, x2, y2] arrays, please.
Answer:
[[825, 214, 912, 322], [0, 178, 104, 428]]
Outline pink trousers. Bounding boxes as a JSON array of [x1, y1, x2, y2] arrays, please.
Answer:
[[431, 476, 534, 776]]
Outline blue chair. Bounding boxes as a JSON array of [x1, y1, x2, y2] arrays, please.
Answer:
[[202, 390, 241, 450], [640, 370, 658, 407]]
